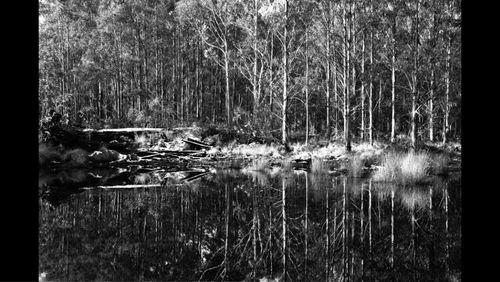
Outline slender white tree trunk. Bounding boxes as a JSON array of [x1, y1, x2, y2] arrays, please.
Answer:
[[282, 0, 288, 144], [390, 12, 397, 143]]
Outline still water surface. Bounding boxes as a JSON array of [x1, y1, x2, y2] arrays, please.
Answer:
[[39, 166, 461, 281]]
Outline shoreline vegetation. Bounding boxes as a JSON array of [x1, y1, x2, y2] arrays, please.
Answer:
[[40, 123, 460, 186]]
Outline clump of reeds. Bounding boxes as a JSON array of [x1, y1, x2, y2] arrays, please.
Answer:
[[373, 152, 403, 182], [400, 151, 432, 183], [373, 151, 432, 184]]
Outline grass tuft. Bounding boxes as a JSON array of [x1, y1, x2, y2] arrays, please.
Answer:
[[373, 151, 437, 184], [400, 151, 431, 183]]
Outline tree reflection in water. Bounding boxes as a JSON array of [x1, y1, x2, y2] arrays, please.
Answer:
[[39, 168, 461, 281]]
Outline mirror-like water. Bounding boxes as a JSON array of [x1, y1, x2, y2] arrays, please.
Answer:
[[39, 167, 461, 281]]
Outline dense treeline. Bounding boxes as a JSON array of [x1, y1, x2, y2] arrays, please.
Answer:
[[39, 0, 461, 148]]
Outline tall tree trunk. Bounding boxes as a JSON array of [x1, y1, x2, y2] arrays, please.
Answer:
[[333, 40, 339, 138], [282, 0, 288, 144], [369, 27, 374, 144], [348, 0, 355, 151], [325, 2, 331, 138], [305, 27, 310, 145], [269, 32, 274, 120], [390, 10, 397, 143], [253, 0, 259, 119], [224, 41, 232, 127], [196, 42, 200, 119], [429, 1, 437, 142], [361, 33, 366, 141], [411, 0, 420, 149], [181, 44, 185, 122], [343, 0, 351, 152], [429, 68, 435, 141], [443, 35, 451, 144]]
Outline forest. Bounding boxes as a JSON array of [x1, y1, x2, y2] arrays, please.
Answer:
[[39, 1, 462, 280], [39, 0, 461, 149]]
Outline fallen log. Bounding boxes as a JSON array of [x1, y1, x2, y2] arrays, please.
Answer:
[[82, 128, 165, 133], [80, 184, 164, 190], [145, 149, 206, 156], [183, 138, 211, 149]]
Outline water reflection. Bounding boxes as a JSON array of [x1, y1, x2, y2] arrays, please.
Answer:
[[39, 167, 461, 281]]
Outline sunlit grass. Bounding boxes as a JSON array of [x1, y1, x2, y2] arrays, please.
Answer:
[[230, 143, 281, 157], [373, 151, 442, 184], [400, 151, 431, 183]]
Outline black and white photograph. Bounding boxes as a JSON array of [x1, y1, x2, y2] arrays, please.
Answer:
[[38, 0, 461, 281]]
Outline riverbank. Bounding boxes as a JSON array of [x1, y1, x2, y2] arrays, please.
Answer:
[[40, 124, 461, 183]]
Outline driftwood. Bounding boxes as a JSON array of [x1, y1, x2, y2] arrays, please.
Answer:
[[183, 138, 211, 149], [80, 184, 164, 190]]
